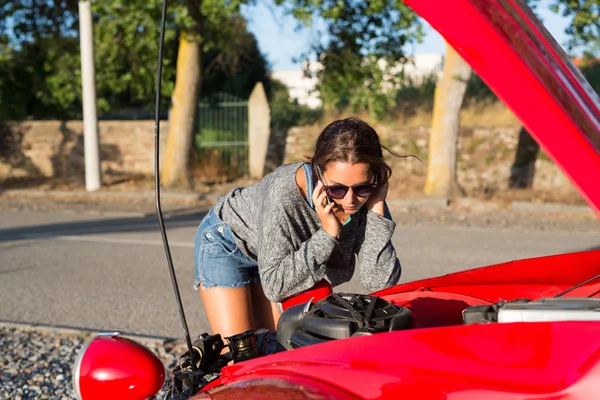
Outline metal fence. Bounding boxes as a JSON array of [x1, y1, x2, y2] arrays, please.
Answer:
[[194, 92, 249, 183]]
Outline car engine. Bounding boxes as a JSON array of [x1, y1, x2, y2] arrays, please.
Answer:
[[164, 293, 414, 399], [164, 292, 600, 399]]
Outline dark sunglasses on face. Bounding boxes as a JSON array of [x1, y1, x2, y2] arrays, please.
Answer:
[[315, 163, 379, 199], [324, 181, 378, 199]]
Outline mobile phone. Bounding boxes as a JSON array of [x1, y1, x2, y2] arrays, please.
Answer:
[[314, 165, 333, 204]]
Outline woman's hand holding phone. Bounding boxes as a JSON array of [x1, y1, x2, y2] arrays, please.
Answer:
[[366, 177, 388, 217], [312, 181, 340, 238]]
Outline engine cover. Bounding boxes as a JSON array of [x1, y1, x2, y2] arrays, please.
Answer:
[[276, 293, 413, 350], [497, 298, 600, 323], [463, 298, 600, 324]]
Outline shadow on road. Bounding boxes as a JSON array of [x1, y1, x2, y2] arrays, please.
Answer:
[[0, 209, 208, 243], [584, 245, 600, 251], [0, 266, 39, 275]]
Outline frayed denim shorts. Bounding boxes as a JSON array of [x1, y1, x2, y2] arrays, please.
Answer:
[[194, 208, 260, 290]]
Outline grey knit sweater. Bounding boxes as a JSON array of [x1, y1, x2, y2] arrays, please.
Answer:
[[212, 162, 402, 302]]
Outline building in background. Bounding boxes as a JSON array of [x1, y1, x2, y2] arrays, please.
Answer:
[[271, 53, 444, 109], [270, 62, 322, 109]]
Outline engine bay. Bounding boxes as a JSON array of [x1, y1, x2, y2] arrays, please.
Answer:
[[164, 292, 600, 399]]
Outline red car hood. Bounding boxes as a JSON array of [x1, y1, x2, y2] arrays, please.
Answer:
[[374, 248, 600, 301], [210, 321, 600, 399], [404, 0, 600, 216]]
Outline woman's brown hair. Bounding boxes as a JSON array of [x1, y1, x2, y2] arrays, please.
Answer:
[[309, 117, 418, 186]]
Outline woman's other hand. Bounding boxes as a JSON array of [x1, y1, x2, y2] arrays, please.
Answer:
[[366, 179, 388, 216]]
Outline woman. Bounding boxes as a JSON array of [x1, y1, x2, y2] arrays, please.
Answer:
[[194, 117, 403, 338]]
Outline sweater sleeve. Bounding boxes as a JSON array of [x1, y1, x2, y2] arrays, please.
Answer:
[[256, 198, 339, 303], [355, 202, 402, 292]]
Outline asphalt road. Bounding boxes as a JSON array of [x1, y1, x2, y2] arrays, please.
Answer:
[[1, 208, 600, 339]]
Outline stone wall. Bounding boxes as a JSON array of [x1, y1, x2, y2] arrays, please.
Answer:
[[0, 120, 168, 180], [0, 119, 584, 204]]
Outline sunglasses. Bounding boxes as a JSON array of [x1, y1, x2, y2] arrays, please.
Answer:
[[325, 182, 378, 199], [315, 165, 378, 200]]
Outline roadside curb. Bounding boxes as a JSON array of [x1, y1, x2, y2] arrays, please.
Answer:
[[388, 196, 595, 216], [388, 198, 450, 209], [0, 188, 212, 203], [510, 201, 594, 215], [1, 188, 596, 217], [0, 320, 184, 345]]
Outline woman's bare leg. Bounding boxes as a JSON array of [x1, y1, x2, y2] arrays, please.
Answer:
[[270, 302, 281, 329], [250, 283, 280, 331], [199, 284, 255, 338]]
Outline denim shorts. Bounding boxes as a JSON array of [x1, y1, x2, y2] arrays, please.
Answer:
[[194, 208, 260, 290]]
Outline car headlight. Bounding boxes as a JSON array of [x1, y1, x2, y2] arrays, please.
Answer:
[[72, 332, 166, 400]]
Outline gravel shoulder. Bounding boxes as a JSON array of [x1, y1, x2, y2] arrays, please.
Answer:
[[0, 324, 186, 400]]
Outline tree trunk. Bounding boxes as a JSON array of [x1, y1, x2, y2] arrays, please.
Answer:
[[161, 32, 201, 189], [424, 42, 472, 198], [509, 126, 540, 188]]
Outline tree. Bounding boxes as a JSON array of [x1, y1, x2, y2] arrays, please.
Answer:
[[1, 1, 271, 188], [509, 126, 540, 189], [272, 0, 466, 199], [160, 31, 201, 189], [90, 1, 179, 116], [160, 0, 257, 189], [0, 0, 81, 119], [201, 15, 271, 100], [549, 0, 600, 58], [272, 0, 598, 200], [0, 0, 178, 120], [507, 0, 600, 191], [425, 0, 600, 198], [273, 0, 424, 121], [423, 42, 471, 198]]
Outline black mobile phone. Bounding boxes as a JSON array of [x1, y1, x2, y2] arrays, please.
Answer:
[[315, 165, 333, 204]]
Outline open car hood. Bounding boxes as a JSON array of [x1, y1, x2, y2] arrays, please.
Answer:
[[373, 248, 600, 300], [403, 0, 600, 216]]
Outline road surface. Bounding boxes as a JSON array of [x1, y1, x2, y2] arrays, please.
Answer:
[[1, 207, 599, 338]]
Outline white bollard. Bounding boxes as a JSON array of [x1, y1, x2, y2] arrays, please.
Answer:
[[79, 0, 101, 191]]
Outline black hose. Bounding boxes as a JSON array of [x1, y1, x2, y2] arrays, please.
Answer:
[[154, 0, 196, 371]]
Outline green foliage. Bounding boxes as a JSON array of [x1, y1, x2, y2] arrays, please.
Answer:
[[0, 0, 179, 120], [269, 79, 322, 130], [201, 15, 271, 100], [547, 0, 600, 56], [0, 0, 270, 120], [2, 0, 597, 123], [90, 0, 179, 115], [274, 0, 423, 121], [396, 73, 438, 100], [580, 59, 600, 92], [465, 73, 498, 102], [463, 1, 600, 103], [272, 0, 599, 121], [318, 50, 398, 121], [175, 0, 254, 52], [0, 0, 82, 119], [0, 36, 81, 120]]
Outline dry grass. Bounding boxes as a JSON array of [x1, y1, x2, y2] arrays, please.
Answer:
[[459, 100, 521, 127], [319, 99, 522, 128]]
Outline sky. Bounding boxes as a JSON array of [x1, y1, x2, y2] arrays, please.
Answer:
[[240, 0, 572, 71]]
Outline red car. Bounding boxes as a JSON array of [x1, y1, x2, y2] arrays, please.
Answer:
[[72, 0, 600, 399]]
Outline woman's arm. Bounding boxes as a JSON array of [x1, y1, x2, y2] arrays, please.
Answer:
[[255, 195, 339, 303], [354, 202, 402, 292]]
